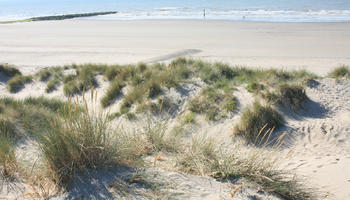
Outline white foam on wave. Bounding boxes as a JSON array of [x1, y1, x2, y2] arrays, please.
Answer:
[[1, 7, 350, 22], [86, 9, 350, 22]]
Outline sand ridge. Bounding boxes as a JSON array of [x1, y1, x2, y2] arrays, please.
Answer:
[[1, 65, 350, 199]]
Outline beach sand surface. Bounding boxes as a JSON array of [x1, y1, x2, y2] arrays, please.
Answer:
[[1, 20, 350, 75]]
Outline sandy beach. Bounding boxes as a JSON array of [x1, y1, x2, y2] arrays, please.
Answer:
[[1, 19, 350, 200], [1, 20, 350, 75]]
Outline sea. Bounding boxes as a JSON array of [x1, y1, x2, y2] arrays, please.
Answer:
[[1, 0, 350, 22]]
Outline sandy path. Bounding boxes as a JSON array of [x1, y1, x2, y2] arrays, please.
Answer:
[[1, 20, 350, 75], [283, 79, 350, 200]]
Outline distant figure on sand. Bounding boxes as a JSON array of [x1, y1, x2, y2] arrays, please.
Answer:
[[203, 9, 206, 19]]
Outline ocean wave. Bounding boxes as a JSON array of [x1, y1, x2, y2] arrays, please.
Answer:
[[85, 9, 350, 22], [2, 8, 350, 22]]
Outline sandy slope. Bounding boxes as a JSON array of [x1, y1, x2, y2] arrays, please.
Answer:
[[282, 78, 350, 200], [1, 20, 350, 75], [1, 65, 350, 199]]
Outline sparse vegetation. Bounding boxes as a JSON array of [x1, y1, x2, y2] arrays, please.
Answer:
[[0, 96, 142, 186], [101, 79, 125, 108], [0, 97, 77, 180], [183, 112, 195, 124], [63, 65, 97, 96], [46, 78, 60, 93], [189, 86, 236, 121], [0, 59, 323, 199], [246, 81, 264, 93], [39, 104, 119, 185], [147, 79, 162, 98], [273, 84, 308, 110], [6, 75, 32, 92], [328, 65, 350, 79], [235, 101, 284, 142], [0, 118, 18, 179], [177, 135, 218, 175], [37, 69, 52, 81], [0, 64, 22, 78], [176, 135, 317, 200]]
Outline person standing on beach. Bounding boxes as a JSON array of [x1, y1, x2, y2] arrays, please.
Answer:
[[203, 9, 206, 19]]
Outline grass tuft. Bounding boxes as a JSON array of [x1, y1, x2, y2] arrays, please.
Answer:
[[276, 84, 308, 110], [63, 66, 97, 96], [147, 80, 162, 98], [6, 75, 32, 93], [328, 65, 350, 79], [176, 134, 318, 200], [101, 79, 125, 108], [189, 86, 236, 121], [246, 81, 264, 93], [183, 112, 196, 124], [263, 84, 308, 111], [235, 101, 284, 142], [37, 69, 52, 81], [0, 64, 22, 78], [0, 118, 18, 179], [46, 79, 60, 93], [38, 101, 118, 185]]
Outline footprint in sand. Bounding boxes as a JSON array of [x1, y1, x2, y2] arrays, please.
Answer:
[[317, 165, 323, 168]]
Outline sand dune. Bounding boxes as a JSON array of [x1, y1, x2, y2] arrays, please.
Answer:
[[1, 19, 350, 199], [1, 66, 349, 199]]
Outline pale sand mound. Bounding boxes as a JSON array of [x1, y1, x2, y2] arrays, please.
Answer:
[[1, 66, 350, 199], [282, 78, 350, 200]]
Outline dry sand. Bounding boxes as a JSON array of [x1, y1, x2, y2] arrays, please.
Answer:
[[1, 20, 350, 75], [1, 71, 349, 199], [1, 19, 350, 199]]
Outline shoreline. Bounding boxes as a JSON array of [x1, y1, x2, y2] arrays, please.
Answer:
[[83, 18, 350, 23]]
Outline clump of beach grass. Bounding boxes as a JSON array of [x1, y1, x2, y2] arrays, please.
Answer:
[[328, 65, 350, 79], [235, 101, 284, 142], [0, 118, 18, 179], [38, 94, 144, 186], [0, 137, 17, 179], [101, 79, 125, 108], [46, 79, 60, 93], [136, 96, 175, 115], [63, 66, 97, 96], [37, 69, 52, 82], [0, 64, 22, 78], [183, 112, 196, 124], [143, 118, 184, 154], [246, 81, 265, 93], [176, 135, 218, 175], [176, 134, 318, 200], [276, 84, 308, 110], [189, 86, 236, 121], [36, 67, 64, 93], [6, 75, 33, 93], [263, 84, 308, 111], [39, 103, 118, 185]]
